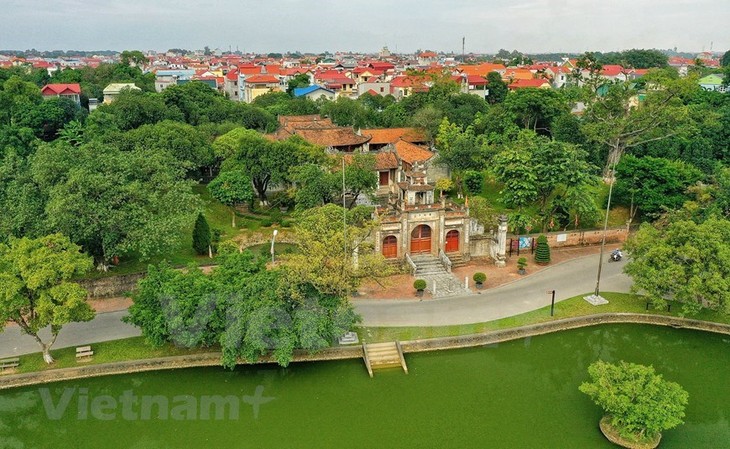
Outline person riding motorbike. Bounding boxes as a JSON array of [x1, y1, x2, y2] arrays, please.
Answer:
[[610, 249, 623, 262]]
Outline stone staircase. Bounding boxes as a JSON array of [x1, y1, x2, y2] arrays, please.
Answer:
[[363, 342, 408, 377], [446, 252, 467, 268], [411, 254, 471, 298]]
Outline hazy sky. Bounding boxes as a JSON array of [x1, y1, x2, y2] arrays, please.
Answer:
[[3, 0, 728, 54]]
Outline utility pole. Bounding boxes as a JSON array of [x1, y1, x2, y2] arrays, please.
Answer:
[[462, 37, 465, 62]]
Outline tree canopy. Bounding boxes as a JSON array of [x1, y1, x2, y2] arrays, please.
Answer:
[[0, 234, 94, 363]]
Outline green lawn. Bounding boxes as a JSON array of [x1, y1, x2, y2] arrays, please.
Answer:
[[17, 337, 211, 374], [356, 292, 730, 343]]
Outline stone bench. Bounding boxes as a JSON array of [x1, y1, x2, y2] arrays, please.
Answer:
[[0, 357, 20, 373], [76, 346, 94, 361]]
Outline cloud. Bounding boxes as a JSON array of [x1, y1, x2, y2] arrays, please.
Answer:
[[2, 0, 727, 52]]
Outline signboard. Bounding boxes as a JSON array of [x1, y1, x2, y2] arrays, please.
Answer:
[[518, 237, 532, 249], [557, 233, 567, 243]]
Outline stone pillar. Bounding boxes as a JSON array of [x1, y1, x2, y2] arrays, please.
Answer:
[[495, 214, 508, 268]]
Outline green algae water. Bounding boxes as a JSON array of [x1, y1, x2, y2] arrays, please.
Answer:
[[2, 324, 729, 448]]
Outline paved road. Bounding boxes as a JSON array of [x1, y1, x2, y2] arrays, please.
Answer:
[[0, 311, 140, 358], [0, 253, 631, 358], [353, 253, 632, 326]]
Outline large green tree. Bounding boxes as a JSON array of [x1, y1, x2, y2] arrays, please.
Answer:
[[582, 70, 697, 177], [613, 154, 703, 219], [0, 234, 94, 363], [624, 217, 730, 315], [580, 360, 688, 443], [32, 141, 200, 267], [283, 204, 392, 298], [214, 128, 319, 204], [207, 170, 254, 228]]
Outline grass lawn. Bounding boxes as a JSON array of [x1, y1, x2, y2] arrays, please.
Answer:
[[17, 337, 212, 374], [13, 292, 730, 375], [356, 292, 730, 343]]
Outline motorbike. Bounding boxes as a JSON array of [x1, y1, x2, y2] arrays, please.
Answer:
[[608, 250, 623, 262]]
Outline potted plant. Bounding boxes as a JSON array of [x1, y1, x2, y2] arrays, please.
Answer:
[[517, 257, 527, 275], [413, 279, 427, 297], [473, 272, 486, 289]]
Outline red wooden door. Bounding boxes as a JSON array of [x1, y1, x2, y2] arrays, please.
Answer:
[[382, 235, 397, 259], [410, 225, 432, 254], [445, 230, 459, 253]]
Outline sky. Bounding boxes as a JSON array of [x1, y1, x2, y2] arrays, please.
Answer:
[[3, 0, 728, 54]]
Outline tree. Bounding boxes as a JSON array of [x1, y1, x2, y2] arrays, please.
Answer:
[[435, 118, 488, 197], [0, 75, 43, 126], [502, 88, 569, 134], [463, 170, 483, 195], [120, 50, 148, 67], [126, 251, 359, 368], [534, 235, 551, 264], [96, 88, 179, 131], [126, 261, 223, 348], [624, 217, 730, 315], [121, 120, 215, 176], [214, 128, 313, 204], [580, 360, 689, 443], [342, 154, 378, 208], [291, 163, 338, 210], [492, 130, 596, 230], [282, 204, 392, 297], [192, 213, 211, 256], [485, 72, 508, 104], [722, 50, 730, 68], [0, 234, 94, 363], [582, 71, 696, 177], [208, 170, 254, 228], [286, 73, 311, 95], [32, 141, 200, 267], [613, 155, 703, 219], [13, 97, 86, 141]]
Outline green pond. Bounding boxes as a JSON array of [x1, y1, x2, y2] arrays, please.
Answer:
[[2, 324, 730, 448]]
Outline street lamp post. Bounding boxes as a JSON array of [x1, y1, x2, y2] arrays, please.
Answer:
[[271, 229, 278, 264], [593, 162, 618, 300]]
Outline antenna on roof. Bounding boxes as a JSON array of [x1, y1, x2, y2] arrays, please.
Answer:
[[462, 37, 465, 63]]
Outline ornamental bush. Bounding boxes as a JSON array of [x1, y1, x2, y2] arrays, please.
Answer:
[[517, 257, 528, 270], [473, 272, 487, 284], [413, 279, 427, 291], [192, 213, 211, 256], [534, 234, 551, 265]]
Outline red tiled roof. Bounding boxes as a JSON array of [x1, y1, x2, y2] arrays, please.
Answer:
[[374, 152, 399, 170], [362, 127, 428, 145], [293, 128, 370, 148], [41, 83, 81, 95], [225, 69, 239, 80], [364, 89, 379, 96], [244, 74, 279, 84], [394, 140, 434, 164], [466, 75, 487, 86], [601, 65, 626, 77]]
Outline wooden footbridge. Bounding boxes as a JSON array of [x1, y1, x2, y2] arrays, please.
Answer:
[[362, 341, 408, 377]]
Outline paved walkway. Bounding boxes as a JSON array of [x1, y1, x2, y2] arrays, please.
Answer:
[[0, 253, 631, 358], [353, 252, 632, 326]]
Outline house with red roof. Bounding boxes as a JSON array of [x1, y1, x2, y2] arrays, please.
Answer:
[[417, 51, 439, 66], [41, 83, 81, 105], [241, 74, 282, 103]]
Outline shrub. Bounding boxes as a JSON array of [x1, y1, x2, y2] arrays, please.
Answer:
[[463, 170, 484, 195], [280, 219, 292, 228], [534, 234, 551, 265], [260, 218, 273, 227], [413, 279, 427, 291], [473, 272, 487, 284], [517, 257, 528, 270], [192, 213, 211, 255]]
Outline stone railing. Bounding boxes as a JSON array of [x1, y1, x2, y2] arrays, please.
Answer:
[[404, 253, 417, 276], [438, 249, 452, 273]]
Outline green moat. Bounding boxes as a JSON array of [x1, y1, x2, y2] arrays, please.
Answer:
[[2, 324, 729, 448]]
